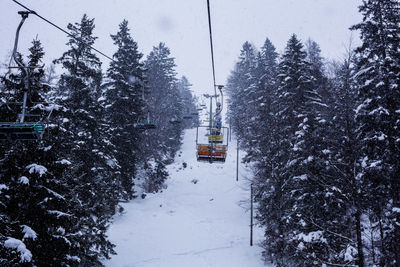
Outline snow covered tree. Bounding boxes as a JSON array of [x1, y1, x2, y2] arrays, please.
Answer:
[[0, 39, 85, 266], [138, 43, 187, 192], [305, 39, 331, 111], [143, 42, 183, 163], [244, 38, 278, 163], [104, 19, 145, 200], [351, 0, 400, 265], [54, 14, 117, 264], [323, 43, 374, 266], [226, 41, 258, 141], [261, 34, 337, 266], [177, 76, 199, 129], [143, 159, 169, 193], [244, 38, 281, 262]]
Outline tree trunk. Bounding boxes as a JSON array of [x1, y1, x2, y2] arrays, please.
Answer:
[[378, 218, 386, 267], [370, 220, 376, 264], [355, 208, 365, 267]]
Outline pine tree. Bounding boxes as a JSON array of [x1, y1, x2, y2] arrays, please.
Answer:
[[144, 43, 183, 163], [226, 42, 257, 141], [246, 38, 281, 263], [143, 158, 169, 193], [269, 34, 334, 265], [104, 19, 145, 200], [351, 0, 400, 265], [54, 14, 117, 264], [245, 38, 278, 163], [325, 52, 366, 266], [0, 39, 84, 266], [177, 76, 199, 129], [305, 39, 331, 110]]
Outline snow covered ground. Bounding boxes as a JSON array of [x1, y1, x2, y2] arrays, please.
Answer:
[[104, 128, 269, 267]]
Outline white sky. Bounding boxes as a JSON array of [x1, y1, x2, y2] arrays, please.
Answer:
[[0, 0, 362, 97]]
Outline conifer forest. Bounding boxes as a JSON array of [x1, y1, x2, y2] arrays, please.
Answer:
[[1, 0, 400, 266]]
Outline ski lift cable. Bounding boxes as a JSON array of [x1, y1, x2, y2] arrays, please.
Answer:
[[12, 0, 114, 62], [206, 0, 217, 96]]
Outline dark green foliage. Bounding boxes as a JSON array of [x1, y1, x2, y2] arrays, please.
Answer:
[[227, 29, 400, 265], [226, 41, 257, 140], [0, 39, 83, 266], [104, 19, 145, 200], [143, 159, 169, 193], [351, 0, 400, 265], [139, 43, 196, 192], [53, 14, 119, 264], [1, 12, 192, 266], [142, 43, 183, 163], [178, 76, 200, 129]]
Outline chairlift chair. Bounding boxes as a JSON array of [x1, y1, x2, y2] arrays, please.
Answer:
[[195, 125, 228, 163], [0, 122, 44, 141], [169, 118, 182, 124], [0, 11, 47, 142], [196, 143, 226, 162], [134, 112, 157, 130], [134, 122, 157, 130], [134, 80, 157, 130]]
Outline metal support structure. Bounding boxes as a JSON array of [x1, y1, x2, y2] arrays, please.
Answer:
[[203, 93, 219, 163], [208, 95, 213, 163], [236, 139, 239, 181], [250, 183, 254, 246], [133, 77, 156, 130], [12, 11, 33, 123], [229, 118, 232, 142]]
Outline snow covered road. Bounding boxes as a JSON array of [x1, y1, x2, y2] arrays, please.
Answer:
[[104, 128, 269, 267]]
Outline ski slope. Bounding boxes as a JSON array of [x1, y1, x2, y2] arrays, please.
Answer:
[[104, 128, 269, 267]]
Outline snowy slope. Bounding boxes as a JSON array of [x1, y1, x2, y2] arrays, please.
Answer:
[[104, 128, 269, 267]]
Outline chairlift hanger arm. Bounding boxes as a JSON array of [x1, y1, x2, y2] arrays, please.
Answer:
[[11, 11, 33, 74]]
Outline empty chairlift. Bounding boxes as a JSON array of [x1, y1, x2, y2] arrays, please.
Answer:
[[0, 11, 46, 142]]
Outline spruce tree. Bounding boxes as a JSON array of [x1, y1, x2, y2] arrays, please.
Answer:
[[104, 19, 145, 200], [226, 41, 258, 143], [270, 34, 333, 265], [144, 43, 183, 163], [177, 76, 199, 129], [245, 38, 278, 163], [327, 52, 366, 266], [54, 14, 117, 264], [0, 39, 83, 266], [351, 0, 400, 265]]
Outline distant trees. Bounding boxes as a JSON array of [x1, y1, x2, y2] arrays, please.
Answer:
[[144, 42, 183, 161], [227, 1, 400, 265], [140, 43, 198, 193]]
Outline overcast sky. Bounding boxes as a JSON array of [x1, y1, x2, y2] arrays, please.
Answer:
[[0, 0, 362, 97]]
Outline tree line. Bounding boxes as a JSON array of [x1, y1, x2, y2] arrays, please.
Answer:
[[0, 15, 198, 265], [226, 0, 400, 266]]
